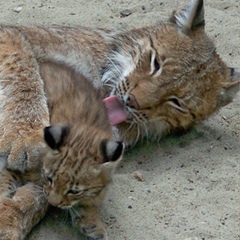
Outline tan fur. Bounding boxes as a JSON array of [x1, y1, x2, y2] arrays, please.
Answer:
[[40, 62, 123, 239], [0, 0, 239, 239], [18, 8, 239, 146], [0, 62, 123, 240]]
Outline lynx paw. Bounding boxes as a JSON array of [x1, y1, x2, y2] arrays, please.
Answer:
[[0, 129, 45, 172]]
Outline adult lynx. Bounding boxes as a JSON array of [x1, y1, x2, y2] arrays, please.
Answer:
[[0, 0, 239, 239]]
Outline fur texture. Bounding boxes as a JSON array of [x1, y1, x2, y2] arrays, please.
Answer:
[[0, 0, 239, 239], [40, 62, 124, 239]]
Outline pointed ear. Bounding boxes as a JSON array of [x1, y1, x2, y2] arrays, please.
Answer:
[[170, 0, 205, 34], [100, 140, 124, 163], [44, 125, 70, 150]]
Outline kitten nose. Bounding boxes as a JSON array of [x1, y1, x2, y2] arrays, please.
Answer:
[[127, 94, 139, 110], [48, 192, 62, 207]]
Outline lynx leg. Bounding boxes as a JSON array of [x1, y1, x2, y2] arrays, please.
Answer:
[[0, 27, 49, 173], [0, 183, 49, 240]]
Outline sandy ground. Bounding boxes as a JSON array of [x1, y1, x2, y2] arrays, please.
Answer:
[[0, 0, 239, 240]]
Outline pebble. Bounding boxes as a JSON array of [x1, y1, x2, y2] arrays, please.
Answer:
[[120, 9, 132, 18], [132, 171, 144, 182], [13, 6, 22, 13], [184, 238, 201, 240]]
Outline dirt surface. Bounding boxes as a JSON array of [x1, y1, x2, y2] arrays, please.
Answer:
[[0, 0, 239, 239]]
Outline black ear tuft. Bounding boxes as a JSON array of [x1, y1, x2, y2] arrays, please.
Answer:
[[170, 0, 205, 34], [44, 125, 70, 150], [100, 140, 124, 163]]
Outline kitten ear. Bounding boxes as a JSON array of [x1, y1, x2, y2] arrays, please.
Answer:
[[44, 125, 70, 150], [100, 140, 124, 163], [170, 0, 205, 34]]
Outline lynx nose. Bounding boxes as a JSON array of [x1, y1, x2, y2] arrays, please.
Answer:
[[127, 94, 140, 110]]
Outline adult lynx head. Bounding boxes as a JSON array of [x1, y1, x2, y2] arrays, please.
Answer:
[[102, 0, 239, 143]]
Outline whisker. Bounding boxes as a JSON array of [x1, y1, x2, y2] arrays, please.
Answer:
[[124, 122, 135, 136], [107, 56, 124, 79], [136, 124, 141, 142], [71, 206, 82, 219], [68, 209, 76, 224], [195, 96, 208, 105], [103, 83, 115, 88], [142, 122, 149, 140]]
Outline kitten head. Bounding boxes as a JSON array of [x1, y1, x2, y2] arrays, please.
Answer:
[[42, 125, 124, 209]]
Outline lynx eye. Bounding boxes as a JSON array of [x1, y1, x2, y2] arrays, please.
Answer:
[[150, 51, 161, 75], [169, 97, 182, 107], [167, 96, 189, 114], [154, 58, 160, 72]]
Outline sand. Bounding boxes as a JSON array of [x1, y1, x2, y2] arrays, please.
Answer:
[[0, 0, 239, 239]]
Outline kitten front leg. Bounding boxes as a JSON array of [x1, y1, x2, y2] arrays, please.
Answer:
[[0, 27, 49, 172], [75, 205, 108, 240]]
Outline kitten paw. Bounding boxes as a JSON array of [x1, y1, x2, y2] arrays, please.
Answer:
[[81, 223, 108, 240]]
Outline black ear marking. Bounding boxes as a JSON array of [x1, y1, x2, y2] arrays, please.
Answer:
[[170, 0, 205, 34], [44, 125, 70, 150], [100, 140, 124, 163]]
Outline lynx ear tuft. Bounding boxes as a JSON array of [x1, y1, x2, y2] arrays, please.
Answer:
[[100, 140, 124, 163], [170, 0, 205, 34], [44, 125, 70, 150]]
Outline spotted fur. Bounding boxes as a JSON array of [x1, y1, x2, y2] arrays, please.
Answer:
[[20, 0, 239, 147], [0, 0, 239, 239], [40, 62, 124, 239]]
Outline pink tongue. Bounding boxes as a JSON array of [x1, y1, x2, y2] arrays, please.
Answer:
[[103, 95, 128, 126]]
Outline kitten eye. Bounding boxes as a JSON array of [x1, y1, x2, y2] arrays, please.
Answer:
[[42, 171, 53, 184], [67, 189, 81, 195], [46, 176, 53, 184]]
